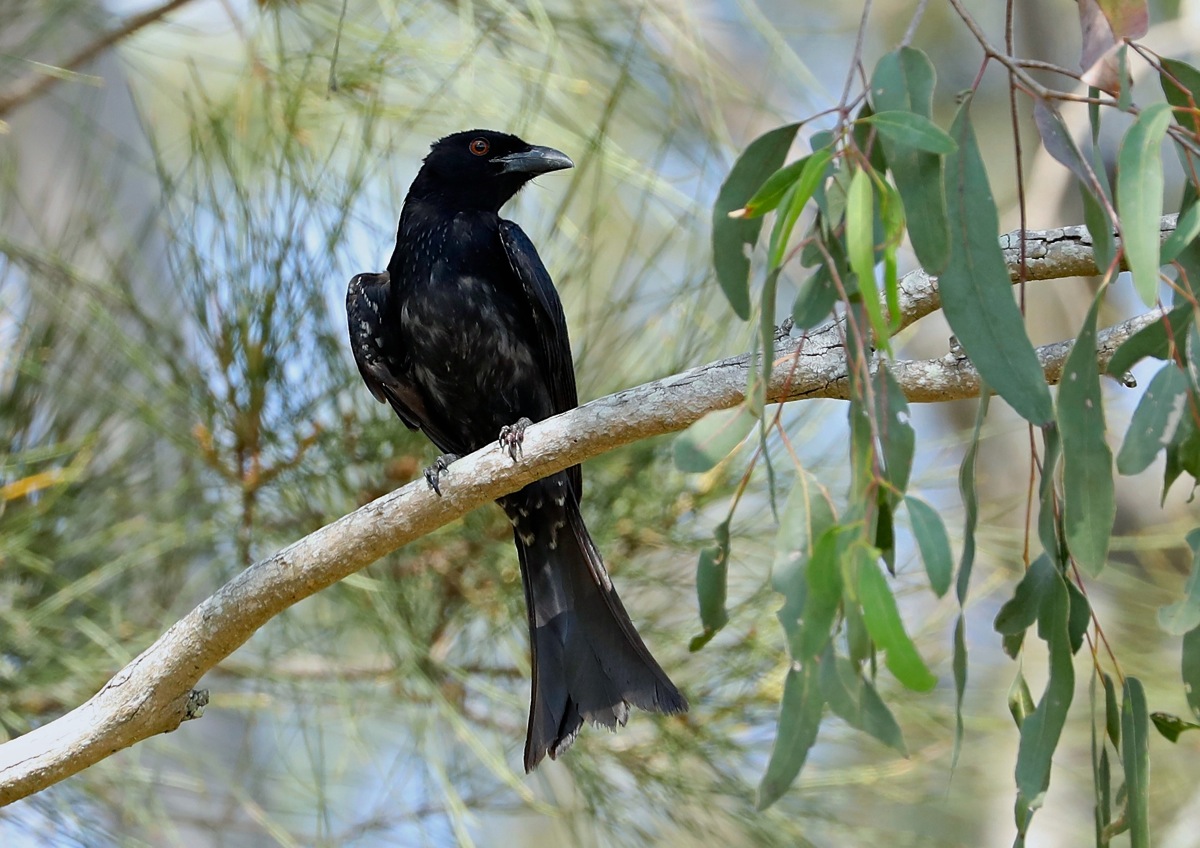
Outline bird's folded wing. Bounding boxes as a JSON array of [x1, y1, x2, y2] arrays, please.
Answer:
[[498, 219, 583, 496]]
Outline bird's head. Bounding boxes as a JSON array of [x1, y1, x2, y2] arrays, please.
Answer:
[[407, 129, 574, 212]]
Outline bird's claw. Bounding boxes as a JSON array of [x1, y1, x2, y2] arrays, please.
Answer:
[[499, 418, 533, 461], [424, 453, 459, 496]]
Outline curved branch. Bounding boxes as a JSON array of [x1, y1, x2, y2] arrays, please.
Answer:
[[0, 218, 1174, 804], [895, 214, 1177, 329]]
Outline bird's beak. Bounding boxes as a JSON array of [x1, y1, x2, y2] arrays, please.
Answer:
[[495, 146, 574, 175]]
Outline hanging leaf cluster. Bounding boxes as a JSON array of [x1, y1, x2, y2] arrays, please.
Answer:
[[686, 3, 1200, 841]]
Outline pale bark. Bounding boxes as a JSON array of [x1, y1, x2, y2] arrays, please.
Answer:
[[0, 218, 1179, 805]]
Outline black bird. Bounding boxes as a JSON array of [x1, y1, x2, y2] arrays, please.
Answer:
[[346, 129, 687, 771]]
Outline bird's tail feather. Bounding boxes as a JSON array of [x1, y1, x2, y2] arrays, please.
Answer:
[[510, 484, 687, 772]]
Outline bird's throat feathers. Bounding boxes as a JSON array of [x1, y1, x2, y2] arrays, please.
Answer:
[[404, 164, 533, 214]]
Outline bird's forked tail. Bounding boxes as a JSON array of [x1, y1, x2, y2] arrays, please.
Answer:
[[503, 475, 687, 772]]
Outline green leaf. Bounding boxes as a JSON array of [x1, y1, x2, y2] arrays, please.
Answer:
[[875, 490, 896, 575], [1036, 95, 1118, 274], [1014, 570, 1075, 839], [846, 599, 872, 666], [875, 363, 915, 497], [905, 496, 952, 597], [674, 405, 758, 472], [757, 662, 824, 810], [1150, 711, 1200, 742], [1058, 295, 1115, 575], [1106, 305, 1193, 376], [994, 554, 1056, 636], [1188, 321, 1200, 393], [847, 350, 876, 504], [713, 123, 800, 319], [772, 474, 838, 653], [798, 528, 844, 659], [1066, 578, 1091, 655], [1160, 57, 1200, 135], [846, 167, 890, 349], [1083, 187, 1117, 276], [952, 615, 967, 768], [1104, 672, 1121, 748], [856, 547, 937, 691], [819, 648, 907, 754], [1183, 625, 1200, 718], [1096, 747, 1113, 840], [767, 148, 834, 270], [853, 102, 890, 173], [690, 545, 729, 651], [1118, 364, 1189, 477], [1008, 670, 1036, 728], [792, 264, 839, 329], [736, 155, 810, 219], [952, 394, 987, 769], [1038, 426, 1067, 565], [859, 110, 957, 155], [1117, 102, 1173, 306], [1121, 676, 1151, 848], [957, 392, 988, 604], [869, 48, 950, 274], [1117, 45, 1133, 111], [1161, 201, 1200, 264], [856, 674, 906, 754], [940, 97, 1054, 425], [871, 48, 935, 121], [1163, 404, 1200, 499], [1002, 630, 1026, 662], [755, 267, 779, 416], [1092, 674, 1113, 841], [880, 182, 905, 332], [1173, 209, 1200, 303], [1159, 529, 1200, 634], [1033, 98, 1101, 192]]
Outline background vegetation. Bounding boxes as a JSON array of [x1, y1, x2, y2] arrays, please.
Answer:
[[2, 0, 1199, 845]]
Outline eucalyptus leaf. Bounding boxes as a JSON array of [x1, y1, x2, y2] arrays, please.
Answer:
[[1014, 570, 1075, 839], [1117, 363, 1191, 475], [1117, 103, 1173, 306], [857, 546, 937, 691], [869, 48, 950, 274], [1058, 295, 1114, 575], [1159, 529, 1200, 634], [940, 97, 1053, 425], [1122, 677, 1151, 848], [860, 110, 957, 155], [757, 663, 824, 810], [906, 496, 953, 597], [713, 123, 801, 318]]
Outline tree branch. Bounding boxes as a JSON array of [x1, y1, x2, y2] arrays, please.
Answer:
[[894, 214, 1177, 329], [0, 0, 197, 120], [0, 218, 1175, 804]]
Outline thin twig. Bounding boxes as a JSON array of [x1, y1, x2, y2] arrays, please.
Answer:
[[901, 0, 931, 46], [0, 0, 197, 118], [945, 0, 1120, 109]]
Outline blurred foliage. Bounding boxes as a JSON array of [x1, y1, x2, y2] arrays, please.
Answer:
[[2, 0, 1200, 846]]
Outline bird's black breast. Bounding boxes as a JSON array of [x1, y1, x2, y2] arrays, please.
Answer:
[[387, 207, 556, 454]]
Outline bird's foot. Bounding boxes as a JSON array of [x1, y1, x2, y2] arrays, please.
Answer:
[[498, 417, 533, 461], [423, 453, 460, 496]]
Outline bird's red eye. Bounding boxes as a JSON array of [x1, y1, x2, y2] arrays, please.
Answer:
[[469, 138, 490, 156]]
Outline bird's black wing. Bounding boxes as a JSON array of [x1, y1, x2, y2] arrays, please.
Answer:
[[497, 220, 582, 496], [346, 272, 428, 434]]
